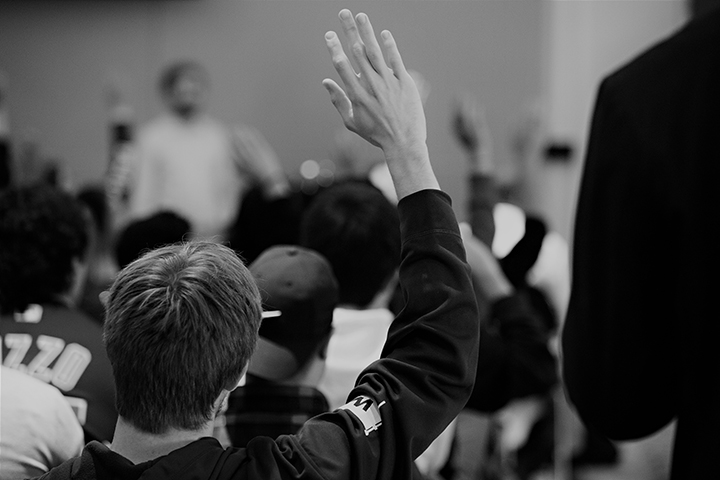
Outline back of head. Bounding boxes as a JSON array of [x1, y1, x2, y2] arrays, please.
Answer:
[[114, 211, 191, 269], [104, 241, 262, 434], [300, 180, 400, 308], [246, 245, 338, 382], [0, 184, 88, 314]]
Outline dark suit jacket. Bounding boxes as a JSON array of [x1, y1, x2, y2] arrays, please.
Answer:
[[562, 8, 720, 479]]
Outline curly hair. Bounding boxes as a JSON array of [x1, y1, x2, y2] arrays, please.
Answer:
[[0, 185, 89, 314]]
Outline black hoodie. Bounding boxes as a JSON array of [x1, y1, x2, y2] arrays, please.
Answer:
[[33, 190, 478, 480]]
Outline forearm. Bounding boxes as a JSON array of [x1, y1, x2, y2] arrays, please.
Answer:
[[350, 189, 478, 455], [468, 173, 500, 246]]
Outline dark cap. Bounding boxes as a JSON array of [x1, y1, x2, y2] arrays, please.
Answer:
[[247, 245, 338, 381]]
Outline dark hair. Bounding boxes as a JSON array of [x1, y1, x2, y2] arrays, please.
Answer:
[[77, 184, 109, 234], [104, 241, 262, 434], [114, 211, 191, 269], [0, 185, 89, 313], [158, 60, 208, 97], [300, 180, 400, 307]]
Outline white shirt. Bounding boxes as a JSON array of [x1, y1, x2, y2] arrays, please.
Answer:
[[318, 307, 394, 411], [0, 366, 84, 479], [128, 114, 246, 240]]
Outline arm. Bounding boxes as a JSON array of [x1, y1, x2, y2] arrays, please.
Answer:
[[291, 11, 478, 480], [561, 77, 679, 440], [453, 97, 500, 246], [460, 227, 556, 412], [231, 125, 290, 200]]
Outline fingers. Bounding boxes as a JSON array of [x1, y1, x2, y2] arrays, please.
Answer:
[[380, 30, 409, 80], [322, 78, 354, 129], [339, 9, 393, 91], [324, 30, 362, 96], [338, 9, 363, 54], [355, 13, 392, 78]]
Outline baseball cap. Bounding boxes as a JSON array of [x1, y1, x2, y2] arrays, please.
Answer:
[[247, 245, 339, 381]]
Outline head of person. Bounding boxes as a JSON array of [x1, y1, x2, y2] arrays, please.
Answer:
[[103, 241, 262, 434], [0, 184, 90, 315], [245, 245, 338, 386], [300, 180, 400, 309], [158, 60, 209, 119], [114, 211, 191, 269]]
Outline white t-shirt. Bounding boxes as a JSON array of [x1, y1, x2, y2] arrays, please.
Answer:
[[318, 307, 394, 411], [0, 366, 84, 479]]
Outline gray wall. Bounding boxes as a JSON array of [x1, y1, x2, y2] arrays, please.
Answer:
[[0, 0, 544, 221]]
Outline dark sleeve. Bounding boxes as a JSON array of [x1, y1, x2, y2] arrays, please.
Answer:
[[465, 293, 557, 413], [294, 189, 479, 480], [467, 173, 500, 247], [0, 140, 11, 188], [561, 77, 679, 440]]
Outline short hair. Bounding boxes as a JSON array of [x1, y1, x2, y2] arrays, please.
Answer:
[[104, 241, 262, 434], [158, 60, 208, 97], [300, 180, 400, 308], [114, 211, 191, 269], [0, 185, 89, 314]]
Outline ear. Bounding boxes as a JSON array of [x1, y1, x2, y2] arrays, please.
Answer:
[[223, 366, 248, 392], [99, 290, 110, 307], [318, 330, 333, 361]]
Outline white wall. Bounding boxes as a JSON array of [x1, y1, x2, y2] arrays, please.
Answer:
[[531, 0, 688, 240]]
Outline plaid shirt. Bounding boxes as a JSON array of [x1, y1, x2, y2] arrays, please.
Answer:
[[225, 382, 330, 447]]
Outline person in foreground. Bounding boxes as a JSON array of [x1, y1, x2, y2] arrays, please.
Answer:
[[561, 8, 720, 479], [32, 10, 478, 480]]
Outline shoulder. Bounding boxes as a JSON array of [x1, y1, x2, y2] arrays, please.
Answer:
[[602, 10, 720, 100]]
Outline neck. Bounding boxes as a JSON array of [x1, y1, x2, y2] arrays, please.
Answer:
[[110, 417, 214, 464]]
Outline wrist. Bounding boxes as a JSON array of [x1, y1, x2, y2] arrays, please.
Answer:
[[382, 143, 439, 200], [468, 149, 494, 175]]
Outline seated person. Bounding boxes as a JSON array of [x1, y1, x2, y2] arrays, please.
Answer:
[[300, 180, 400, 411], [0, 184, 117, 443], [0, 366, 84, 480], [29, 11, 479, 480], [225, 245, 339, 446], [227, 185, 309, 265], [450, 97, 563, 480], [114, 210, 191, 269]]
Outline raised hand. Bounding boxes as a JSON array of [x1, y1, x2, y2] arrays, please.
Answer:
[[322, 10, 439, 199], [452, 95, 494, 174]]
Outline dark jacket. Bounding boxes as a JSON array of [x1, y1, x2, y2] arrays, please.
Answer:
[[1, 305, 117, 443], [33, 189, 479, 480], [562, 9, 720, 479]]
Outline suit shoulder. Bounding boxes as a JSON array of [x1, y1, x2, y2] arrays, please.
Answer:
[[604, 10, 720, 93]]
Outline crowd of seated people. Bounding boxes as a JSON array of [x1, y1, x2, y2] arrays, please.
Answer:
[[0, 40, 559, 480], [3, 6, 711, 480]]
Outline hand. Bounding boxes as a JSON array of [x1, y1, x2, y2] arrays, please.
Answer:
[[323, 10, 439, 199], [232, 125, 290, 199], [452, 96, 493, 173]]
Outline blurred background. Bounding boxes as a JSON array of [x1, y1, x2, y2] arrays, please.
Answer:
[[0, 0, 698, 243]]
